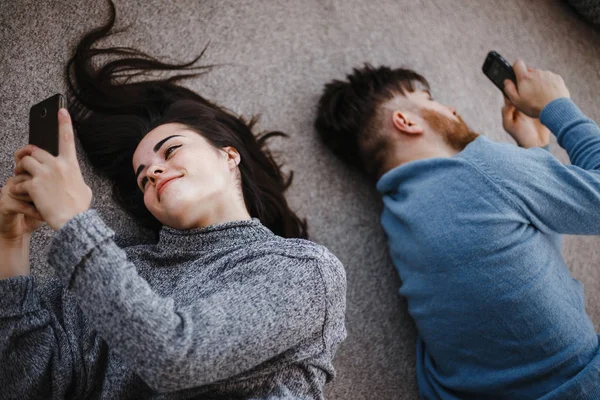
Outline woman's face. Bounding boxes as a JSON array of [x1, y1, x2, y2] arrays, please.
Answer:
[[132, 123, 243, 230]]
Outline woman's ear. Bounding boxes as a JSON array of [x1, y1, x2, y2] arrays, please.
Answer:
[[223, 146, 241, 169], [392, 110, 424, 136]]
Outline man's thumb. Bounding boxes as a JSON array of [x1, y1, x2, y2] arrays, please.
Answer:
[[503, 80, 519, 104]]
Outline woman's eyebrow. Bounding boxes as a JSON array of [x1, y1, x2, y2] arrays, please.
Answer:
[[135, 135, 183, 181]]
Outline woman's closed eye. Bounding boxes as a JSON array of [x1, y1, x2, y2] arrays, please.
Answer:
[[140, 145, 181, 190]]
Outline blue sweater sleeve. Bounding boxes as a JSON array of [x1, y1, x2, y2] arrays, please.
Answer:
[[470, 98, 600, 235], [541, 97, 600, 170]]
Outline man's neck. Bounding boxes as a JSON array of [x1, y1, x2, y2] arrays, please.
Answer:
[[377, 142, 460, 180]]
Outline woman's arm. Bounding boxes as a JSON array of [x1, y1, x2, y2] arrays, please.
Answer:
[[0, 273, 77, 398], [49, 209, 337, 393], [0, 235, 31, 279], [0, 179, 79, 397]]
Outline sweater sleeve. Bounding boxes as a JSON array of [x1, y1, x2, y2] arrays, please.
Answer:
[[541, 97, 600, 171], [467, 98, 600, 235], [47, 209, 330, 393], [0, 276, 75, 399]]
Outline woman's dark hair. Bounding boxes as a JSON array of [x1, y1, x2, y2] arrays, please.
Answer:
[[66, 1, 307, 239], [314, 64, 430, 178]]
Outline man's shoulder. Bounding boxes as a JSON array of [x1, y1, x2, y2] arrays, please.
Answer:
[[379, 136, 544, 216], [458, 135, 555, 183], [377, 145, 487, 196]]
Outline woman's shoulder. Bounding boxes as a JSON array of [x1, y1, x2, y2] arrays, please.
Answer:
[[254, 235, 331, 259], [250, 236, 345, 278]]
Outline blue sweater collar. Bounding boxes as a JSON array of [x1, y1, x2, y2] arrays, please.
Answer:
[[376, 135, 487, 194]]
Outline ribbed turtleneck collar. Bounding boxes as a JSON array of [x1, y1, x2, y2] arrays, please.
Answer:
[[157, 218, 275, 252]]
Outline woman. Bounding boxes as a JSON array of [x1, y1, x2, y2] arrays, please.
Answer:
[[0, 2, 346, 399]]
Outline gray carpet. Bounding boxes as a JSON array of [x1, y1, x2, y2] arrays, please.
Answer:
[[2, 1, 600, 399]]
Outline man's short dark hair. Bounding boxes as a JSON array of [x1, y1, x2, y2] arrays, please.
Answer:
[[314, 64, 430, 178]]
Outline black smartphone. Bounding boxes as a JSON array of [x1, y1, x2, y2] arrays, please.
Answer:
[[482, 51, 517, 96], [29, 94, 66, 157]]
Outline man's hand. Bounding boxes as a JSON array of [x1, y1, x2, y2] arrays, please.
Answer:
[[503, 60, 570, 118], [502, 96, 550, 148]]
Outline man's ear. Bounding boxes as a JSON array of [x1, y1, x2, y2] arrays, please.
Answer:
[[223, 146, 241, 169], [392, 111, 424, 136]]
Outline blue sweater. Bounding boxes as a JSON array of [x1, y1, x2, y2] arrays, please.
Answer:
[[376, 98, 600, 400]]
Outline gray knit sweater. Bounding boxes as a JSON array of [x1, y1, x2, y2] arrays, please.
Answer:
[[0, 210, 347, 399]]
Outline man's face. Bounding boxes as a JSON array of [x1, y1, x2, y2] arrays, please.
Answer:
[[404, 90, 479, 151]]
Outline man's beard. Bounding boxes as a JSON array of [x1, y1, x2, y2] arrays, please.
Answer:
[[420, 108, 479, 152]]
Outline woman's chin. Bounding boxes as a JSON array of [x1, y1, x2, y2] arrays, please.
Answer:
[[159, 200, 198, 228]]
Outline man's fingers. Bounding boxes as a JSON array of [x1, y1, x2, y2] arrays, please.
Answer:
[[502, 102, 514, 115], [502, 102, 515, 121], [503, 79, 519, 104], [513, 59, 528, 81], [58, 109, 77, 162]]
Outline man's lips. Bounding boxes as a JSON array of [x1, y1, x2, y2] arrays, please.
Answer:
[[158, 177, 180, 199]]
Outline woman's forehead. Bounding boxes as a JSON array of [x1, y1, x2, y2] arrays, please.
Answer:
[[142, 123, 190, 144], [133, 123, 192, 164]]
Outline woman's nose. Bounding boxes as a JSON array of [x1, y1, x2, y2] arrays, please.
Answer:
[[148, 165, 165, 181]]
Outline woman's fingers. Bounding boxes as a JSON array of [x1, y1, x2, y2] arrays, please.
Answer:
[[0, 174, 33, 203], [14, 145, 36, 166], [10, 192, 33, 203], [10, 198, 43, 220], [1, 187, 42, 220], [9, 173, 32, 196]]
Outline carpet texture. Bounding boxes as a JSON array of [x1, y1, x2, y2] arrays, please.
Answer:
[[1, 1, 600, 399]]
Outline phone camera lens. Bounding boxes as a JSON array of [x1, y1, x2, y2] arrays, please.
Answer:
[[40, 108, 47, 118]]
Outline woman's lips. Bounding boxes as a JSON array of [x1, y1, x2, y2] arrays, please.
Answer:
[[158, 177, 179, 199]]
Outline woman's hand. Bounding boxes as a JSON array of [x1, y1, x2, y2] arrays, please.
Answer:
[[501, 96, 550, 148], [12, 109, 92, 231], [0, 174, 45, 241]]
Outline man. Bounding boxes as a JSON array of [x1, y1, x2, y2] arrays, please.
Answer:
[[315, 60, 600, 399]]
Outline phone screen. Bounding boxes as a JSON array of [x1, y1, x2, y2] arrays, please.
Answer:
[[29, 94, 65, 157]]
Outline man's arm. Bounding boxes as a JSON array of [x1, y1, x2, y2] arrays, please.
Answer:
[[487, 60, 600, 234], [541, 98, 600, 170], [475, 95, 600, 235], [468, 136, 600, 235]]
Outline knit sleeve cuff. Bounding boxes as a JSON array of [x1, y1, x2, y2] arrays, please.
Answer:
[[0, 275, 42, 318], [540, 98, 586, 141], [47, 209, 115, 288]]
